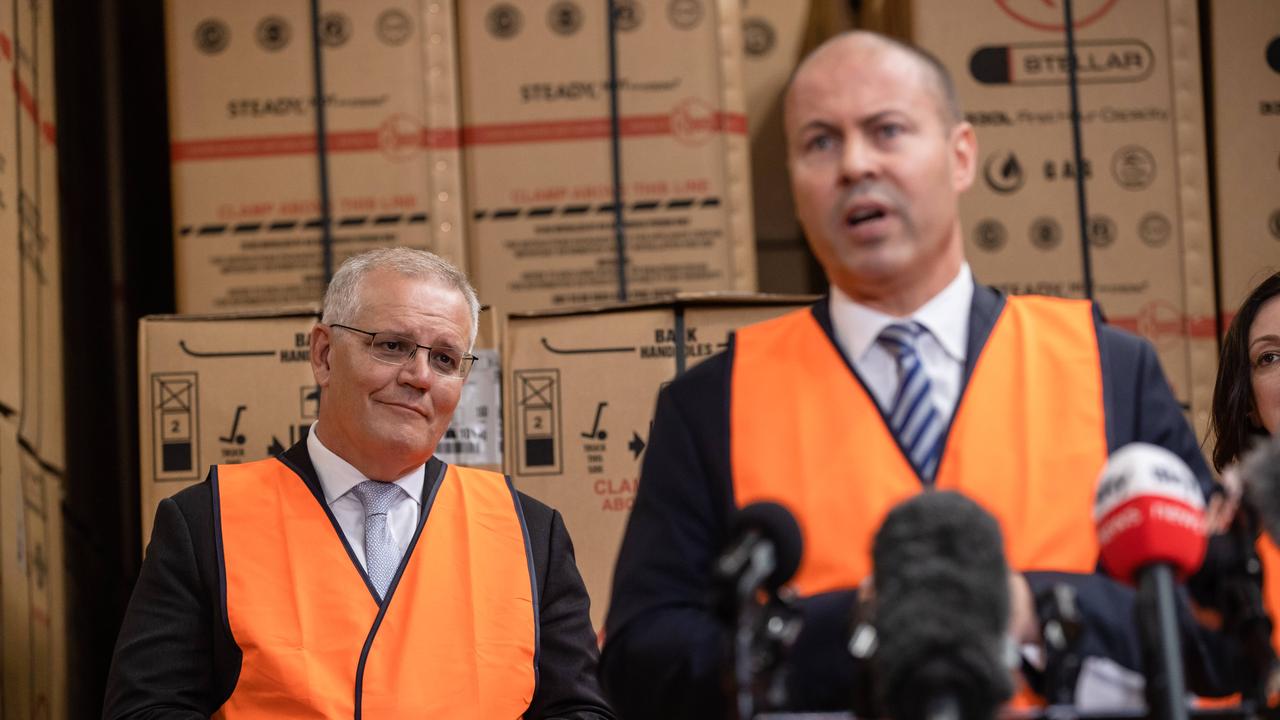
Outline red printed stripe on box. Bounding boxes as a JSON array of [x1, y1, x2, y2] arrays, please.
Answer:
[[462, 111, 749, 146], [171, 127, 462, 161]]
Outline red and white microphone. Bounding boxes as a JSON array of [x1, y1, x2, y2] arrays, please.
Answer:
[[1093, 443, 1208, 720], [1094, 443, 1207, 584]]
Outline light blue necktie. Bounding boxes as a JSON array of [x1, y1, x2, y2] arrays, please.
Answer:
[[878, 322, 946, 482], [351, 480, 403, 599]]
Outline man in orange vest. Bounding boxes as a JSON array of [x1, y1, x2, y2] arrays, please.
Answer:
[[601, 31, 1232, 715], [105, 248, 614, 718]]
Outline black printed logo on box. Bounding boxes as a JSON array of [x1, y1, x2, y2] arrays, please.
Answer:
[[488, 3, 523, 39], [195, 18, 230, 54], [377, 9, 413, 46], [974, 219, 1007, 253], [1087, 215, 1116, 248], [983, 151, 1025, 194], [1112, 146, 1156, 191], [1138, 212, 1171, 248], [969, 40, 1153, 86], [319, 12, 351, 47], [743, 17, 775, 57], [1267, 37, 1280, 74], [1030, 217, 1062, 250], [548, 2, 583, 36], [613, 0, 643, 32], [668, 0, 703, 30], [256, 16, 290, 51]]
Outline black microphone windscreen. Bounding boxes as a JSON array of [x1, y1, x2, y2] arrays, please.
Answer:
[[732, 501, 804, 592], [1242, 434, 1280, 544], [872, 491, 1013, 720]]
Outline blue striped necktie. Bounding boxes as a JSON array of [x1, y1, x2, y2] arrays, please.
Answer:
[[878, 322, 946, 482], [352, 479, 403, 600]]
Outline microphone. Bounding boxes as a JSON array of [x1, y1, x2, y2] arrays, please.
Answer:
[[714, 501, 803, 599], [1233, 434, 1280, 703], [715, 502, 804, 720], [872, 490, 1013, 720], [1093, 443, 1207, 720], [1241, 434, 1280, 545]]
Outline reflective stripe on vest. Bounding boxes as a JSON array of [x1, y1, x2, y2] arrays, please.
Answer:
[[213, 459, 537, 718], [730, 296, 1107, 596]]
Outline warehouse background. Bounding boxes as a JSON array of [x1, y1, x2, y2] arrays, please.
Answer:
[[0, 0, 1274, 716]]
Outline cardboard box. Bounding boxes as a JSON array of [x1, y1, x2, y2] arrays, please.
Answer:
[[457, 0, 756, 313], [166, 0, 466, 313], [1, 419, 67, 720], [504, 293, 814, 629], [912, 0, 1218, 434], [0, 0, 63, 468], [0, 0, 19, 420], [1209, 0, 1280, 320], [741, 0, 855, 245], [138, 308, 502, 543]]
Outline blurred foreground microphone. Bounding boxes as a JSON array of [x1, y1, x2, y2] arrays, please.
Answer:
[[715, 502, 804, 720], [1242, 434, 1280, 545], [872, 491, 1013, 720], [1235, 434, 1280, 703], [1094, 443, 1207, 720], [714, 501, 803, 602]]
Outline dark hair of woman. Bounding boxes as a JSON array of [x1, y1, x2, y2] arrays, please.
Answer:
[[1210, 271, 1280, 472]]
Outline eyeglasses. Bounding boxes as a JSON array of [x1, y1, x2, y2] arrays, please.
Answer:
[[330, 324, 476, 378]]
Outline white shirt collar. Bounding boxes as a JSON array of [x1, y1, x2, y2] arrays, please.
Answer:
[[829, 263, 974, 364], [307, 421, 425, 506]]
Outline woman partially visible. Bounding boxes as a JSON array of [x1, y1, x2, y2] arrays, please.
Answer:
[[1211, 270, 1280, 474], [1206, 271, 1280, 702]]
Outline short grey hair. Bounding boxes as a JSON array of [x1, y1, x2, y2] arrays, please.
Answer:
[[321, 247, 481, 349]]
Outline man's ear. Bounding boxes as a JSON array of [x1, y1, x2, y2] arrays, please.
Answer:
[[950, 120, 977, 192], [311, 323, 333, 388]]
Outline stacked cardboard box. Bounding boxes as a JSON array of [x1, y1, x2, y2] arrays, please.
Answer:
[[504, 294, 814, 629], [0, 0, 66, 715], [457, 0, 756, 313], [740, 1, 847, 294], [166, 0, 466, 313], [1209, 0, 1280, 320], [1, 421, 66, 720], [137, 309, 502, 543], [912, 0, 1217, 434]]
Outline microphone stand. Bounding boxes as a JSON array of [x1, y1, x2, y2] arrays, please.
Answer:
[[731, 543, 774, 720], [1138, 565, 1189, 720], [728, 543, 803, 720]]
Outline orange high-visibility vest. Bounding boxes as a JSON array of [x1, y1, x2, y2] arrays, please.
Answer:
[[731, 295, 1108, 594], [1262, 535, 1280, 656], [212, 458, 537, 719]]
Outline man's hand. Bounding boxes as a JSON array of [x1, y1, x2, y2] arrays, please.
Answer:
[[1008, 572, 1041, 647], [1204, 466, 1243, 536]]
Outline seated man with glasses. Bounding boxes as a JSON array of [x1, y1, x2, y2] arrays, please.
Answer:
[[105, 248, 614, 719]]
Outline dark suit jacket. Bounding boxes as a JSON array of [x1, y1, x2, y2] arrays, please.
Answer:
[[104, 441, 615, 719], [600, 286, 1230, 718]]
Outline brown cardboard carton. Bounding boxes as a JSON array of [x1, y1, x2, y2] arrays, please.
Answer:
[[911, 0, 1217, 434], [2, 0, 63, 468], [138, 308, 502, 543], [1, 419, 66, 720], [504, 293, 814, 629], [137, 311, 321, 542], [1209, 0, 1280, 320], [741, 1, 852, 294], [741, 0, 810, 246], [0, 1, 19, 419], [166, 0, 466, 313], [457, 0, 755, 314]]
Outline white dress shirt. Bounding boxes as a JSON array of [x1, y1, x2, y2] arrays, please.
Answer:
[[307, 423, 424, 571], [828, 263, 974, 421]]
